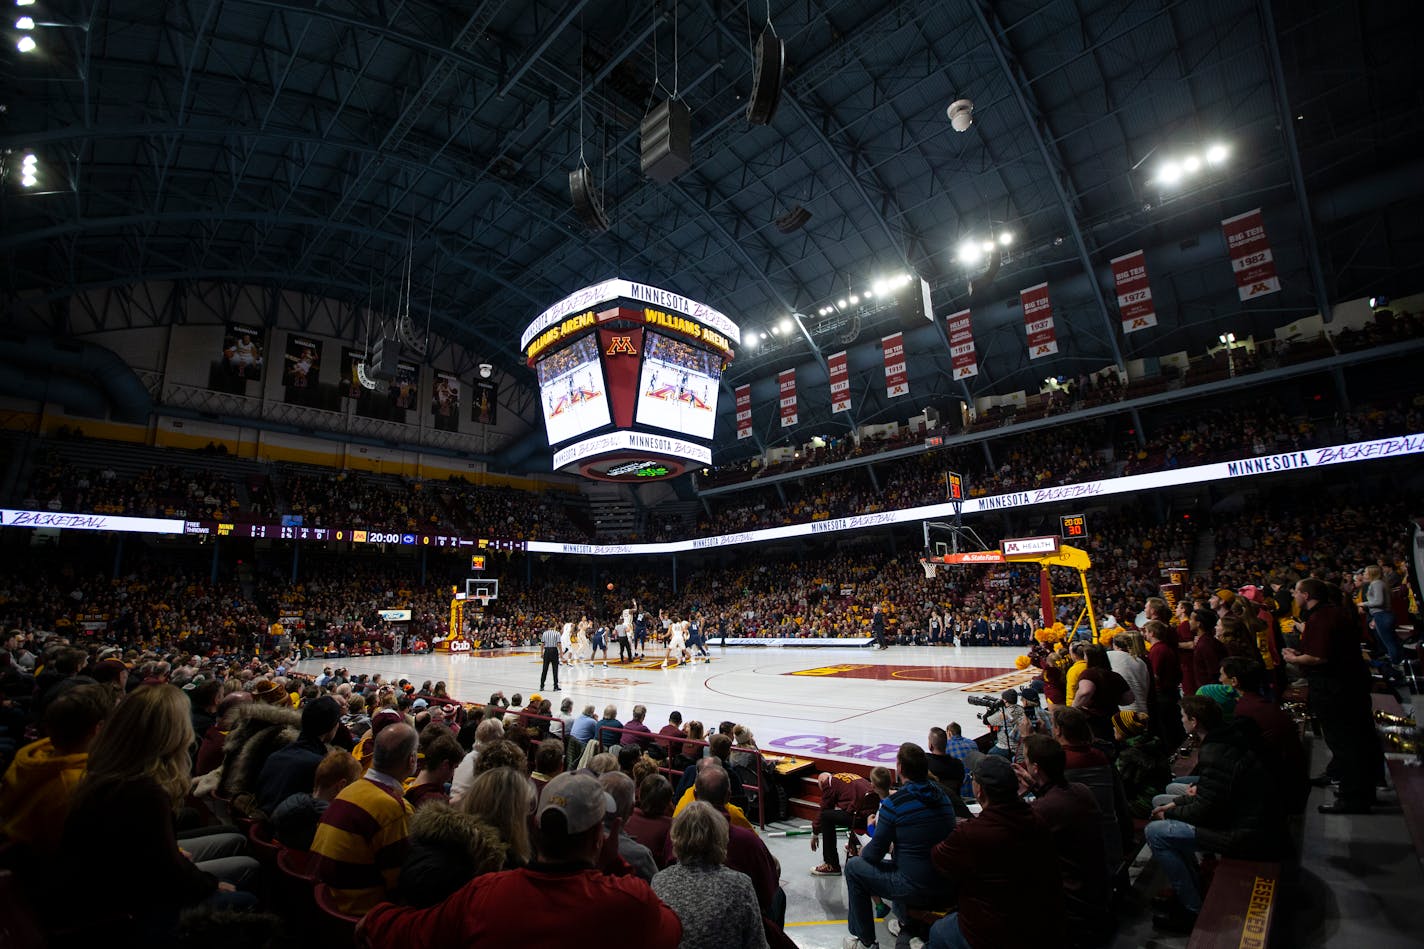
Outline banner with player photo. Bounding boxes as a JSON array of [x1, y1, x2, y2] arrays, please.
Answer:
[[735, 384, 752, 439], [282, 334, 322, 406], [778, 369, 797, 428], [1111, 250, 1158, 334], [946, 308, 978, 380], [1021, 282, 1059, 359], [472, 379, 499, 426], [211, 323, 265, 393], [883, 332, 909, 399], [1222, 208, 1281, 301], [390, 362, 419, 414], [339, 347, 364, 400], [431, 370, 460, 432], [828, 351, 851, 414]]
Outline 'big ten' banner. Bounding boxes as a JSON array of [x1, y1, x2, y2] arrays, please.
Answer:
[[598, 326, 644, 427], [735, 384, 752, 439], [828, 350, 851, 414], [946, 308, 978, 380], [1110, 250, 1158, 334], [882, 332, 909, 399], [1222, 208, 1281, 301], [1021, 283, 1058, 359], [778, 368, 798, 427]]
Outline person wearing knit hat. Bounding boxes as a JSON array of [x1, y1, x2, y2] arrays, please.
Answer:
[[354, 708, 406, 772], [1210, 589, 1236, 615], [253, 680, 286, 705]]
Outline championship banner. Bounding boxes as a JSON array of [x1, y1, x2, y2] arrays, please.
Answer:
[[828, 350, 851, 414], [431, 370, 460, 432], [946, 308, 978, 380], [1222, 208, 1281, 301], [472, 379, 499, 425], [1110, 250, 1158, 334], [778, 369, 798, 428], [1021, 283, 1058, 359], [735, 384, 752, 439], [882, 333, 908, 399]]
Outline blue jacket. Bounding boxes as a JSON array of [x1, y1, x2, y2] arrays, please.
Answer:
[[860, 779, 956, 891]]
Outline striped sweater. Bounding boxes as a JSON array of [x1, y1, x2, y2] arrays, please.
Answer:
[[311, 773, 413, 914]]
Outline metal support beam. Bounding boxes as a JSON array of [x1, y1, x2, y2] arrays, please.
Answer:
[[967, 0, 1127, 371], [1258, 0, 1332, 322]]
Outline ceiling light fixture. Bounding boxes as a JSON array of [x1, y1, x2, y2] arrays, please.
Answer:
[[999, 232, 1013, 246], [1205, 143, 1229, 165], [16, 15, 34, 28], [17, 34, 36, 52]]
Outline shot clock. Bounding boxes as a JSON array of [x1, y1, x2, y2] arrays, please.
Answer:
[[1060, 513, 1087, 539]]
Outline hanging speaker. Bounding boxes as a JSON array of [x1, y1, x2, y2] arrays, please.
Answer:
[[640, 98, 692, 184], [569, 166, 610, 232], [746, 30, 785, 126], [369, 336, 401, 381]]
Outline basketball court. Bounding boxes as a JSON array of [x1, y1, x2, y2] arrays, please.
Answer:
[[293, 643, 1032, 768]]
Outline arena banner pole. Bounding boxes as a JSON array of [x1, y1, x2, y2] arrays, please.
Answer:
[[1039, 566, 1053, 627]]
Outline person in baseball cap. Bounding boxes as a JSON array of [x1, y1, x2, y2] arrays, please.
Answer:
[[537, 772, 617, 836]]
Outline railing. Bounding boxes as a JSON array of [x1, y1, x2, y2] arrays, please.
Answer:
[[481, 708, 771, 829]]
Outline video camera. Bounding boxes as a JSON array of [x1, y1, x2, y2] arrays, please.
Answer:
[[967, 687, 1041, 723]]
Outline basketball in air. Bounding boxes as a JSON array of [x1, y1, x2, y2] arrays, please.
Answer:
[[607, 582, 615, 591]]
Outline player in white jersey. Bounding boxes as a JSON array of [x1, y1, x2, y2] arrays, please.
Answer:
[[560, 622, 577, 665]]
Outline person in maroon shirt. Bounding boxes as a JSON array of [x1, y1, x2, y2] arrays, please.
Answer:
[[624, 773, 674, 868], [1072, 645, 1135, 744], [404, 732, 463, 809], [360, 773, 682, 949], [657, 710, 685, 759], [1014, 735, 1111, 946], [1283, 578, 1383, 814], [810, 770, 877, 876], [1189, 608, 1227, 698], [928, 755, 1065, 949], [693, 763, 782, 924], [1145, 620, 1185, 746], [1220, 657, 1307, 814]]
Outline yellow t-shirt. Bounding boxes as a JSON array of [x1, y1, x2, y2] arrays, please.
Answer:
[[1065, 660, 1088, 704], [672, 786, 753, 831]]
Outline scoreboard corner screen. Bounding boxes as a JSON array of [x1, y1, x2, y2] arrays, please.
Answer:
[[1059, 513, 1087, 539], [521, 279, 740, 482]]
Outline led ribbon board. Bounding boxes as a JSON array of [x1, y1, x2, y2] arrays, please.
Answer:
[[520, 278, 741, 352], [4, 432, 1420, 551]]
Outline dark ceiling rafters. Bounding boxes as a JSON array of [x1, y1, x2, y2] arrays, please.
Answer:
[[3, 0, 1420, 461]]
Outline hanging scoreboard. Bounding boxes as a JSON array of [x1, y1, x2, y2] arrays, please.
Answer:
[[521, 280, 740, 481]]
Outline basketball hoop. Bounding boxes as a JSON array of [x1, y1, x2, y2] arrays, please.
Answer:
[[920, 559, 938, 579], [473, 594, 492, 609]]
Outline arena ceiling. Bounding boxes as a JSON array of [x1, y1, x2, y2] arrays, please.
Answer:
[[2, 0, 1421, 460]]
